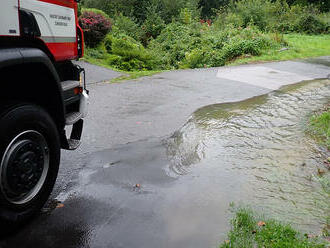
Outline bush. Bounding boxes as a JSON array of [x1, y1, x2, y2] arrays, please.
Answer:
[[85, 45, 108, 59], [295, 14, 328, 34], [79, 9, 111, 47], [81, 7, 110, 19], [112, 13, 143, 42], [229, 0, 274, 31], [216, 0, 329, 34], [148, 22, 203, 69], [141, 5, 166, 43], [103, 33, 158, 71], [181, 48, 225, 68], [149, 22, 279, 70]]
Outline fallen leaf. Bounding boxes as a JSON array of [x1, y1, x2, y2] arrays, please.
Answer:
[[258, 221, 266, 227], [317, 168, 325, 176], [56, 203, 64, 209], [307, 234, 318, 239]]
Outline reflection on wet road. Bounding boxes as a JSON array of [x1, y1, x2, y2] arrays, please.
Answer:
[[1, 79, 329, 248]]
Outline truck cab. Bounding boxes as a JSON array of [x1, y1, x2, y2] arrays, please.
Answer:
[[0, 0, 88, 227]]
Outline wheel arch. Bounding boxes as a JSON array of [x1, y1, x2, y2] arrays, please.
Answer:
[[0, 48, 66, 131]]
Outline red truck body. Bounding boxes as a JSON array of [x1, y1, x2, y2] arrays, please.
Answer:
[[1, 0, 84, 61]]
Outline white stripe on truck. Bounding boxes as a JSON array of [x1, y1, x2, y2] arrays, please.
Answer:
[[41, 36, 76, 43]]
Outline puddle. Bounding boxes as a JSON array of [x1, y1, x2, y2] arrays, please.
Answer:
[[81, 139, 175, 189], [304, 57, 330, 68], [166, 79, 330, 233]]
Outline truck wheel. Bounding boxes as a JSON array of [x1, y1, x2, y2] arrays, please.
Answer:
[[0, 103, 60, 228]]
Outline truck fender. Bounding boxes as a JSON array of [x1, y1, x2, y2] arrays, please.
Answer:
[[0, 47, 66, 129]]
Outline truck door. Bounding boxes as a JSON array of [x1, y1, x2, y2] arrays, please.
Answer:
[[19, 0, 77, 61], [0, 0, 20, 36]]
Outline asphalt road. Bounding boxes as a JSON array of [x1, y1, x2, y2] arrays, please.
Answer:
[[1, 57, 329, 248], [74, 60, 124, 84]]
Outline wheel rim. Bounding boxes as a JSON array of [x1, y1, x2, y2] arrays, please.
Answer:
[[0, 130, 50, 205]]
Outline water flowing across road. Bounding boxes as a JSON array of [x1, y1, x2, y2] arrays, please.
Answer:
[[166, 79, 330, 234]]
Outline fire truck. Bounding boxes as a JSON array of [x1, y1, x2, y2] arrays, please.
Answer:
[[0, 0, 88, 226]]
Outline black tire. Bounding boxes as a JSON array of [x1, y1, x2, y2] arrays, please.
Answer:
[[0, 103, 60, 229]]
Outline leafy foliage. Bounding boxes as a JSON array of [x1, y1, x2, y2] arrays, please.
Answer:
[[149, 22, 278, 69], [141, 5, 166, 44], [295, 14, 329, 34], [215, 0, 330, 34], [103, 33, 157, 71], [111, 13, 143, 42]]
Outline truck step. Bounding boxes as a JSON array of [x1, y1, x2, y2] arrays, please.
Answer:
[[61, 80, 80, 91], [66, 112, 82, 125]]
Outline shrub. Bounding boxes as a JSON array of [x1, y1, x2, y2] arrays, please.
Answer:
[[104, 33, 158, 71], [148, 22, 201, 69], [230, 0, 274, 31], [79, 9, 111, 47], [85, 45, 108, 60], [81, 8, 110, 19], [104, 33, 141, 53], [218, 0, 329, 34], [141, 5, 166, 44], [180, 8, 193, 25], [181, 48, 225, 68], [112, 13, 143, 42], [160, 0, 186, 23], [295, 14, 328, 34], [149, 22, 279, 70]]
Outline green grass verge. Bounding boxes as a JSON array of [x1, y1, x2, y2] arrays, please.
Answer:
[[229, 34, 330, 66], [110, 70, 164, 83], [308, 106, 330, 150], [220, 207, 329, 248], [81, 55, 164, 83]]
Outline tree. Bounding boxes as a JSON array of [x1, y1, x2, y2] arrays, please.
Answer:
[[199, 0, 229, 19]]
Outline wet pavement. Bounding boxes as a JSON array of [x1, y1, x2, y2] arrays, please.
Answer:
[[74, 61, 124, 85], [1, 57, 330, 248]]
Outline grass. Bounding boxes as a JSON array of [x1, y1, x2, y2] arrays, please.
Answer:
[[308, 106, 330, 150], [110, 70, 164, 83], [82, 50, 163, 83], [228, 34, 330, 66], [83, 34, 330, 82], [220, 207, 329, 248]]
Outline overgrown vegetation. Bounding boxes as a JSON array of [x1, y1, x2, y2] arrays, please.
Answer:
[[79, 0, 330, 73], [220, 207, 329, 248]]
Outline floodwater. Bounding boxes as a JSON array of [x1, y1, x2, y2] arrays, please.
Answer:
[[166, 79, 330, 236]]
